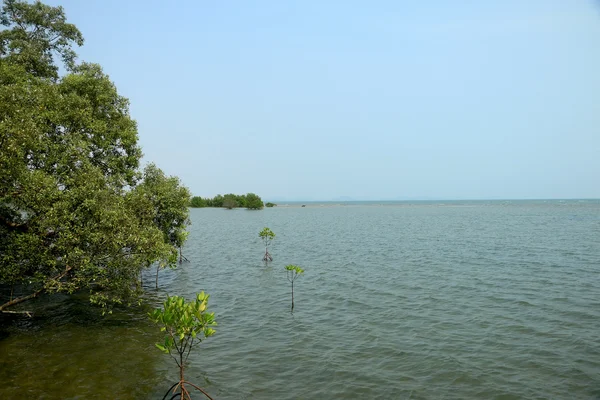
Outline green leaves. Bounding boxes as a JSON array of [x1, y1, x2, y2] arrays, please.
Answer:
[[259, 227, 275, 240], [149, 292, 217, 356], [189, 196, 208, 208], [189, 193, 264, 209], [259, 227, 275, 248], [245, 193, 264, 210], [0, 1, 191, 312], [285, 264, 304, 283], [155, 343, 168, 353], [0, 0, 84, 79], [285, 265, 304, 273]]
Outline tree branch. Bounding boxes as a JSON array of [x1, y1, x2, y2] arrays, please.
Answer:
[[0, 213, 29, 233], [0, 265, 72, 311], [0, 287, 43, 311], [1, 310, 33, 317]]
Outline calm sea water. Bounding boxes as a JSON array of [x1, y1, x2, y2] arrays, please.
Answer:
[[1, 200, 599, 399]]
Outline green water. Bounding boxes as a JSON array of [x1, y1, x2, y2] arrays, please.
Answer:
[[1, 200, 599, 399]]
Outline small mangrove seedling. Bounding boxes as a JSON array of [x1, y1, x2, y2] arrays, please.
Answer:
[[285, 265, 304, 311], [149, 292, 217, 400], [259, 227, 275, 262]]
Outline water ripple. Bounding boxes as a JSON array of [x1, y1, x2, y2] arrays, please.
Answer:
[[1, 201, 599, 399]]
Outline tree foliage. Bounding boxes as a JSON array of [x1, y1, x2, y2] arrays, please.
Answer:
[[259, 227, 275, 249], [285, 265, 304, 280], [189, 196, 208, 208], [135, 164, 190, 249], [190, 193, 264, 210], [0, 0, 83, 79], [245, 193, 263, 210], [0, 0, 190, 311], [222, 194, 238, 210]]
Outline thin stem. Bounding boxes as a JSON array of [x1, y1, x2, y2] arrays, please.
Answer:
[[184, 335, 195, 364], [169, 352, 181, 369], [179, 337, 188, 360], [156, 263, 160, 289], [1, 310, 32, 317], [179, 338, 186, 383], [170, 328, 182, 368], [180, 352, 184, 383], [291, 280, 295, 311]]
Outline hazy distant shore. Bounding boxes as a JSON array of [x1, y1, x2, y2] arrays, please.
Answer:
[[186, 199, 599, 210], [267, 199, 599, 208]]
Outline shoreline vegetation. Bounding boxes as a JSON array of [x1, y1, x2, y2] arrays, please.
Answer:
[[221, 199, 600, 208], [187, 197, 599, 210], [0, 0, 190, 314], [190, 193, 266, 209]]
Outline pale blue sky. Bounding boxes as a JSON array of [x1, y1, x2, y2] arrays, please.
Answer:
[[48, 0, 600, 200]]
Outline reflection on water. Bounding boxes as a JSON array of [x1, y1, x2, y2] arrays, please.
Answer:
[[0, 293, 171, 399], [1, 200, 600, 399]]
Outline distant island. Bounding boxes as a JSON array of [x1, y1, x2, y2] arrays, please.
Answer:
[[190, 193, 275, 210]]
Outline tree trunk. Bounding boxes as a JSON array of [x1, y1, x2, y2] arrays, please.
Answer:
[[156, 264, 160, 289], [291, 281, 294, 311], [180, 351, 185, 382], [179, 351, 186, 399]]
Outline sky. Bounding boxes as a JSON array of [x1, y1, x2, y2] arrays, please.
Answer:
[[46, 0, 600, 201]]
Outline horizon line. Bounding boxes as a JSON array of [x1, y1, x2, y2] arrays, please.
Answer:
[[265, 197, 599, 202]]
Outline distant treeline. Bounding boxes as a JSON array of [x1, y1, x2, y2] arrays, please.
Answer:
[[190, 193, 265, 209]]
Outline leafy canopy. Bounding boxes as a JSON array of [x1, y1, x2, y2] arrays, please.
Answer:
[[149, 292, 216, 356], [245, 193, 263, 210], [285, 265, 304, 282], [0, 0, 190, 311], [0, 0, 84, 79], [135, 164, 191, 249], [259, 227, 275, 248], [190, 193, 264, 210]]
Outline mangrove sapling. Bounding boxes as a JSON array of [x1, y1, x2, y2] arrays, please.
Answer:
[[149, 292, 217, 400], [259, 227, 275, 262], [285, 265, 304, 311]]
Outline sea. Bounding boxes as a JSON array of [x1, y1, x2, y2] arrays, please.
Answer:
[[0, 199, 599, 399]]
